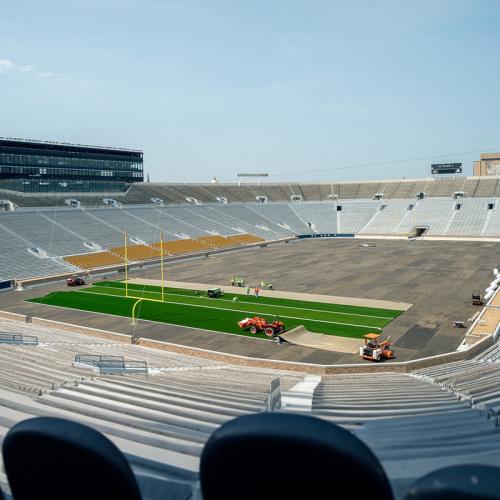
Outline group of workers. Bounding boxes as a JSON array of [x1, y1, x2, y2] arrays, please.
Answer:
[[231, 277, 274, 299], [232, 278, 246, 287]]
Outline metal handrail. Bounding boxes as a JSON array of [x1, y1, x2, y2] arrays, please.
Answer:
[[75, 354, 147, 371], [0, 332, 38, 344]]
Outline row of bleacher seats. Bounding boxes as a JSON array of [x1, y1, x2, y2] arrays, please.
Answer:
[[196, 235, 240, 248], [2, 320, 500, 498], [0, 320, 303, 497], [4, 413, 500, 500], [5, 195, 500, 280], [4, 176, 500, 208], [150, 238, 211, 255], [134, 179, 479, 205], [64, 235, 262, 268], [10, 196, 500, 244], [108, 244, 164, 260], [409, 340, 500, 416], [0, 205, 268, 279], [63, 251, 125, 268]]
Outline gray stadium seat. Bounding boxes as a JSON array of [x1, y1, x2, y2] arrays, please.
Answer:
[[200, 412, 394, 500], [2, 417, 142, 500], [403, 464, 500, 500]]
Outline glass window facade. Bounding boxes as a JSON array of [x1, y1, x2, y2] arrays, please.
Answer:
[[0, 138, 143, 192]]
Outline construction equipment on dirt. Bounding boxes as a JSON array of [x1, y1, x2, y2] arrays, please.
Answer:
[[66, 276, 86, 287], [453, 321, 466, 328], [360, 333, 393, 361], [237, 316, 285, 337], [472, 290, 483, 306]]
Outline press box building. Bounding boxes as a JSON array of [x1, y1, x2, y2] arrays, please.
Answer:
[[0, 137, 143, 193]]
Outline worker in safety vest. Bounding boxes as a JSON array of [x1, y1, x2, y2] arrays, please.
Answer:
[[261, 281, 265, 288], [268, 283, 273, 290], [246, 286, 250, 296], [231, 278, 235, 286], [254, 286, 259, 298]]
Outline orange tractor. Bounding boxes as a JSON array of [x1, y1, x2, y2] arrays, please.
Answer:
[[66, 275, 86, 287], [360, 333, 394, 361], [238, 316, 285, 337]]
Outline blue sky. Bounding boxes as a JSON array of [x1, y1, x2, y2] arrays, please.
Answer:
[[1, 0, 499, 183]]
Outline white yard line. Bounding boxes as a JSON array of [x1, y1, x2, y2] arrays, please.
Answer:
[[78, 289, 382, 330], [90, 284, 395, 320]]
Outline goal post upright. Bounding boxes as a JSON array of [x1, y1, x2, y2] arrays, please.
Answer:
[[125, 230, 128, 298], [161, 232, 164, 302]]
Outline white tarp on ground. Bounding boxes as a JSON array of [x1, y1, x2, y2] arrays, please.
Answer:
[[279, 325, 361, 353]]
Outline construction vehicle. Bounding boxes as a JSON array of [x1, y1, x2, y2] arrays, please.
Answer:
[[237, 316, 285, 337], [66, 275, 86, 287], [453, 321, 466, 328], [472, 290, 483, 306], [360, 333, 393, 361], [207, 288, 222, 298]]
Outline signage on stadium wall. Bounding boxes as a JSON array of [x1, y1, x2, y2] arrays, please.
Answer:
[[486, 160, 500, 176], [297, 234, 354, 239], [236, 173, 269, 177], [431, 163, 462, 175]]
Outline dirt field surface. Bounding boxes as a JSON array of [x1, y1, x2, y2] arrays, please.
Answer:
[[2, 237, 497, 366]]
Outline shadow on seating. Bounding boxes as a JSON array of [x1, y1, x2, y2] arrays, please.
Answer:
[[2, 417, 142, 500], [403, 464, 500, 500], [200, 412, 394, 500], [4, 414, 500, 500]]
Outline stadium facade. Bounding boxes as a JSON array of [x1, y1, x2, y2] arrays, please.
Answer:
[[474, 152, 500, 177], [0, 137, 143, 193]]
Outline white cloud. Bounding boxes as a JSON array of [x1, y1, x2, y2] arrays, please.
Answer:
[[0, 60, 15, 72], [0, 59, 96, 85]]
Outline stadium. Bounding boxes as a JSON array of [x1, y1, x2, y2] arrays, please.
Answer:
[[2, 139, 500, 499]]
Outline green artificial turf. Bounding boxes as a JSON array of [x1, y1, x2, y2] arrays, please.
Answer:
[[27, 281, 405, 340], [96, 281, 404, 318]]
